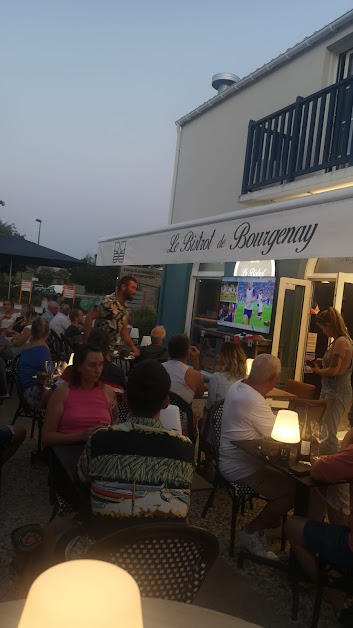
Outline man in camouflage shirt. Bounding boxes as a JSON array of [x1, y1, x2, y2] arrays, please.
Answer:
[[84, 275, 140, 356]]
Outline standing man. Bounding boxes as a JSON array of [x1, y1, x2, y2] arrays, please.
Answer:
[[84, 275, 140, 357], [242, 282, 256, 325], [42, 300, 59, 324]]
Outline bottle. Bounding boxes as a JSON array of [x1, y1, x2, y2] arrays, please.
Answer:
[[298, 410, 312, 462]]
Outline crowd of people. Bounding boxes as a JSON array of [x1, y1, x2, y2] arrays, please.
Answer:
[[1, 287, 353, 621]]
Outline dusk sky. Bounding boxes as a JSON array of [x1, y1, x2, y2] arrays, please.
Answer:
[[2, 1, 352, 259]]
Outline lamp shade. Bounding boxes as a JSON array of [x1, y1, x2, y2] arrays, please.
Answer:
[[130, 327, 139, 340], [18, 560, 143, 628], [246, 358, 254, 376], [271, 410, 300, 444]]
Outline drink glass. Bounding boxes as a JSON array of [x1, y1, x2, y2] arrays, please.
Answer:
[[45, 360, 57, 387], [312, 423, 329, 459], [56, 361, 67, 376]]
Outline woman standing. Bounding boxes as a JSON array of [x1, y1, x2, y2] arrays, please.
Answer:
[[311, 307, 353, 451]]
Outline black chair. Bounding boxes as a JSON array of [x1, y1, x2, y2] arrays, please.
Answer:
[[201, 400, 256, 556], [47, 330, 72, 362], [86, 522, 219, 604], [11, 353, 45, 460], [169, 391, 195, 444]]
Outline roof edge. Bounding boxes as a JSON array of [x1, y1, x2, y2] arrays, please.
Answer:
[[176, 9, 353, 127]]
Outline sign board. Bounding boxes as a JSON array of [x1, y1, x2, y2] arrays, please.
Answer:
[[233, 260, 275, 277], [62, 285, 76, 300], [19, 279, 33, 304], [120, 266, 162, 288], [97, 190, 353, 266]]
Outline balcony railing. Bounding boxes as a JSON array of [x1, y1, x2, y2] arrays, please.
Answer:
[[241, 75, 353, 195]]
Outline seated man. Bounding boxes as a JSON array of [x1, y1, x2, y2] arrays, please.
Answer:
[[162, 334, 204, 404], [219, 353, 295, 559], [77, 360, 194, 535], [285, 428, 353, 617], [42, 300, 59, 324], [134, 326, 169, 364], [64, 309, 84, 345], [0, 299, 18, 334], [49, 304, 71, 337]]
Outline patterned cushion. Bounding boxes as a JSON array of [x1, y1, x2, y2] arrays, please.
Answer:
[[229, 482, 256, 497]]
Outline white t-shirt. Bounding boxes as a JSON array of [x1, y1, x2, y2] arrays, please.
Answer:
[[219, 380, 276, 482], [162, 360, 195, 404], [49, 312, 70, 337], [244, 288, 255, 310]]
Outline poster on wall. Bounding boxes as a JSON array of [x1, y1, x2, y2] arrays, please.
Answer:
[[304, 332, 318, 373]]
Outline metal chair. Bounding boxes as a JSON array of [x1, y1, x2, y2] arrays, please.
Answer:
[[169, 391, 196, 444], [11, 353, 45, 459], [201, 400, 256, 556], [86, 522, 219, 604]]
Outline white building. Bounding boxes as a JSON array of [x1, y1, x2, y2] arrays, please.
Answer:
[[98, 9, 353, 382]]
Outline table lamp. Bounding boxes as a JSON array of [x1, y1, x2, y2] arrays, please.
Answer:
[[130, 328, 140, 344], [271, 409, 300, 461], [18, 560, 143, 628], [246, 358, 254, 376]]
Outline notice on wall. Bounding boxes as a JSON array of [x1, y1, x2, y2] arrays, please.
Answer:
[[19, 279, 33, 304], [304, 332, 318, 373]]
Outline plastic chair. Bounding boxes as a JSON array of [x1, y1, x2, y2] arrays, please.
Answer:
[[10, 353, 45, 460], [201, 400, 256, 556], [168, 391, 196, 444], [86, 522, 219, 604]]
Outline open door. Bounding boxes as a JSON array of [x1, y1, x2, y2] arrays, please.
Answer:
[[272, 277, 312, 384], [334, 272, 353, 339]]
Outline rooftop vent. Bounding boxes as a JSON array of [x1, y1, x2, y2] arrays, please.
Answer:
[[212, 72, 240, 94]]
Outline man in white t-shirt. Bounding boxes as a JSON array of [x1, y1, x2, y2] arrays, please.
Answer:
[[49, 303, 71, 337], [219, 353, 295, 559]]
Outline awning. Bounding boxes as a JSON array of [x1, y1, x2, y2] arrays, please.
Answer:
[[0, 235, 84, 268], [97, 188, 353, 266]]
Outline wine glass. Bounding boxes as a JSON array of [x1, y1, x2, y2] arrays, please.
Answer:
[[56, 361, 67, 376], [312, 423, 329, 459], [45, 360, 57, 387]]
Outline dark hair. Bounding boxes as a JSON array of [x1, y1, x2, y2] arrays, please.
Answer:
[[31, 316, 49, 341], [3, 299, 14, 307], [127, 360, 170, 417], [87, 328, 110, 357], [117, 275, 137, 290], [69, 308, 82, 323], [168, 334, 190, 360], [71, 344, 104, 387]]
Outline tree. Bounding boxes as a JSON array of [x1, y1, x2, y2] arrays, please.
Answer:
[[69, 252, 118, 295], [0, 221, 19, 236], [37, 266, 55, 286]]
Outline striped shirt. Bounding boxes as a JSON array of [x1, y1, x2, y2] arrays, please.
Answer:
[[77, 417, 194, 522]]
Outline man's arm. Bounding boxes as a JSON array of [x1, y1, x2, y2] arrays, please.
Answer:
[[83, 307, 101, 341], [310, 446, 353, 483], [120, 322, 140, 356]]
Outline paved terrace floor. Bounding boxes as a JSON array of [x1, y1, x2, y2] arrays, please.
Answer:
[[0, 393, 338, 627]]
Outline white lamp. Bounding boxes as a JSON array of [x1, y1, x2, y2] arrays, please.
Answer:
[[130, 328, 140, 344], [271, 410, 300, 444], [246, 358, 254, 376], [140, 335, 152, 347], [18, 560, 143, 628]]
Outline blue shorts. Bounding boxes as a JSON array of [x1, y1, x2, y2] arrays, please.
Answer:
[[0, 425, 14, 450], [303, 519, 353, 568], [244, 309, 253, 318]]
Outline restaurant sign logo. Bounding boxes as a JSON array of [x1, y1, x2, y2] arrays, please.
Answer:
[[113, 240, 126, 264], [167, 220, 318, 258]]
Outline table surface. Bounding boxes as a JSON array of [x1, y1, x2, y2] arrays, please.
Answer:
[[0, 597, 260, 628], [231, 439, 314, 488]]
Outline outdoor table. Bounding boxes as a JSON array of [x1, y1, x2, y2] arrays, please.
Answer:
[[231, 439, 316, 516], [0, 597, 261, 628]]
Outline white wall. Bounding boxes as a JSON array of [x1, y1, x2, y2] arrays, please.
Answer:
[[170, 24, 353, 224]]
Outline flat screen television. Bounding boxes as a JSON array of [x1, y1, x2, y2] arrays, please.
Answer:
[[217, 276, 276, 335]]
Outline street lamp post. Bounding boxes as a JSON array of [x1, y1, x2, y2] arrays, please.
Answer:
[[35, 218, 42, 245]]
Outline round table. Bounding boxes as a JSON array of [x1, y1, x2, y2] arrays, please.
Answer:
[[0, 597, 260, 627]]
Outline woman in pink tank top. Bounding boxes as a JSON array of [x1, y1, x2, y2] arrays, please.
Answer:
[[43, 345, 117, 447]]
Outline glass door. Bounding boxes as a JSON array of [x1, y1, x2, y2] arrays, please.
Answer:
[[272, 278, 312, 384], [334, 273, 353, 338]]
